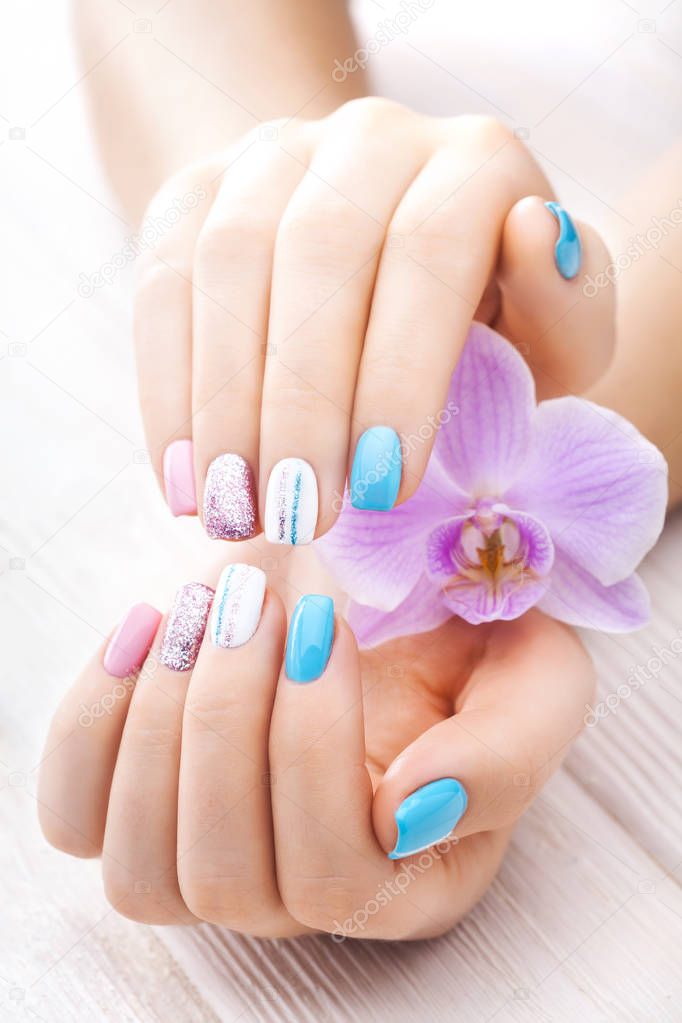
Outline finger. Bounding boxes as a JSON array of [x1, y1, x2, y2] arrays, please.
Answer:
[[349, 117, 550, 509], [260, 99, 431, 542], [102, 582, 214, 924], [37, 604, 161, 857], [496, 195, 615, 398], [193, 125, 311, 539], [373, 612, 594, 858], [270, 597, 513, 941], [269, 595, 389, 932], [177, 568, 305, 935], [134, 163, 219, 515]]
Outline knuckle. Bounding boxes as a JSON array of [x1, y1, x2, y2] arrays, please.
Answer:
[[39, 814, 100, 859], [125, 724, 181, 759], [263, 381, 331, 427], [183, 691, 263, 748], [134, 253, 190, 308], [277, 194, 377, 267], [103, 869, 187, 925], [463, 114, 514, 150], [178, 875, 275, 929], [331, 95, 406, 131], [194, 211, 274, 279], [281, 876, 366, 932]]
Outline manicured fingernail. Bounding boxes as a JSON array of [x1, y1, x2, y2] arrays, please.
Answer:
[[388, 778, 468, 860], [159, 582, 214, 672], [545, 201, 582, 280], [350, 426, 402, 511], [210, 564, 266, 648], [264, 458, 318, 545], [285, 594, 334, 682], [103, 603, 162, 678], [163, 439, 197, 517], [203, 453, 257, 540]]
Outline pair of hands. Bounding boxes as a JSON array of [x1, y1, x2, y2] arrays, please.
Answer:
[[40, 100, 607, 938]]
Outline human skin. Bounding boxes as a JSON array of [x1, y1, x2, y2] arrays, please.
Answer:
[[37, 1, 677, 936]]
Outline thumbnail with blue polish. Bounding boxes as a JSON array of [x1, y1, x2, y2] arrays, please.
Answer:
[[389, 778, 468, 860], [545, 201, 582, 280], [350, 426, 402, 511], [285, 594, 334, 683]]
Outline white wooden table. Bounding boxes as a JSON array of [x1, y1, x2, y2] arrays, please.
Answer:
[[2, 3, 682, 1020]]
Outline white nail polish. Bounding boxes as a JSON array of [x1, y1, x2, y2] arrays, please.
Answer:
[[210, 564, 266, 648], [264, 458, 318, 545]]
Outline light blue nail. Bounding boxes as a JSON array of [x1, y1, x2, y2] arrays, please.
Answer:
[[350, 426, 402, 511], [545, 201, 582, 280], [285, 594, 334, 683], [388, 778, 468, 860]]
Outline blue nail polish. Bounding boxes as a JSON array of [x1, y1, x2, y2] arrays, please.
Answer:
[[350, 426, 402, 511], [388, 778, 468, 860], [545, 201, 582, 280], [285, 594, 334, 683]]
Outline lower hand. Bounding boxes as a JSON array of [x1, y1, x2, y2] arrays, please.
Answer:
[[38, 553, 593, 939]]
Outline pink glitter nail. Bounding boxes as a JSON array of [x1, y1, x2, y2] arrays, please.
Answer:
[[203, 454, 257, 541], [159, 582, 214, 672]]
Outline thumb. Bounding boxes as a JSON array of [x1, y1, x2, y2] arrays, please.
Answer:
[[372, 612, 594, 860], [495, 195, 615, 399]]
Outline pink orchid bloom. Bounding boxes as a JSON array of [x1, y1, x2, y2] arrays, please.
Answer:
[[317, 323, 668, 648]]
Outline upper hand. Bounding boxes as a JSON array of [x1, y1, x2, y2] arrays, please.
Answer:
[[134, 99, 615, 540]]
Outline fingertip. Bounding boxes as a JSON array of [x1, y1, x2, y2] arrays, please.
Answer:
[[497, 195, 615, 395], [374, 767, 469, 860]]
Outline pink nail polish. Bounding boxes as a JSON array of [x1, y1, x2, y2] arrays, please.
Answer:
[[203, 453, 257, 540], [159, 582, 214, 672], [163, 439, 197, 517], [103, 603, 162, 678]]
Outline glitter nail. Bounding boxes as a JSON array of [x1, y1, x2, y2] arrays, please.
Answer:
[[159, 582, 214, 671], [203, 454, 257, 541]]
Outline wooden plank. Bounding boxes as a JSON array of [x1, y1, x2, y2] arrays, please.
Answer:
[[159, 771, 682, 1023], [569, 511, 682, 870]]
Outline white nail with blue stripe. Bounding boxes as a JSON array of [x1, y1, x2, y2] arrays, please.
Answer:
[[210, 563, 266, 648], [264, 458, 318, 545]]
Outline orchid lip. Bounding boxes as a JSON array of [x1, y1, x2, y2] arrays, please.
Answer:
[[448, 505, 532, 594]]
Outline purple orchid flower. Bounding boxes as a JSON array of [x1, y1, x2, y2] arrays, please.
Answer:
[[317, 323, 668, 648]]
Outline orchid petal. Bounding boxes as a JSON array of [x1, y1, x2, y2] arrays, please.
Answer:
[[347, 574, 452, 648], [316, 477, 466, 612], [506, 398, 668, 586], [434, 322, 535, 495], [537, 549, 650, 632]]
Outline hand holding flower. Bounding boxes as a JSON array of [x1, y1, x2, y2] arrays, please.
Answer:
[[319, 323, 668, 645]]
